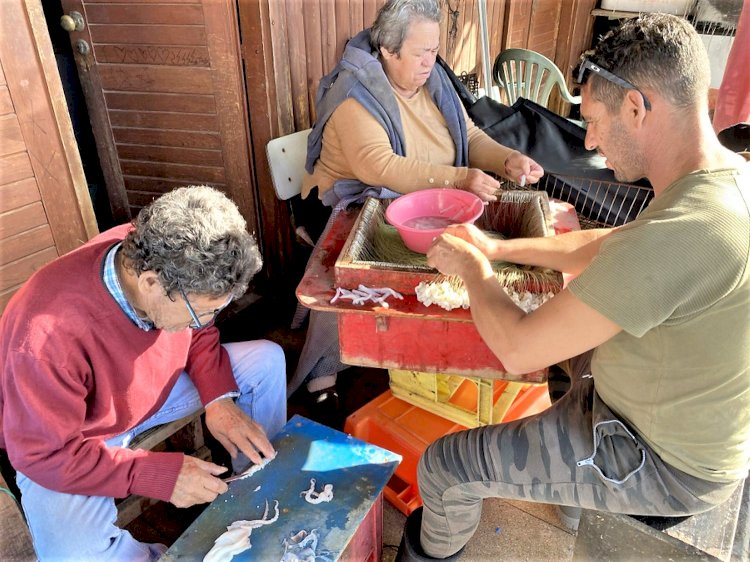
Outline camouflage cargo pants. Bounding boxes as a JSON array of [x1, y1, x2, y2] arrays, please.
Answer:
[[417, 351, 741, 558]]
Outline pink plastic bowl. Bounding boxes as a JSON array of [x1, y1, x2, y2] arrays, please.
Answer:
[[385, 188, 484, 254]]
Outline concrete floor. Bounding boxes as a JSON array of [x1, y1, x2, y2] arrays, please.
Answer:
[[380, 498, 576, 562]]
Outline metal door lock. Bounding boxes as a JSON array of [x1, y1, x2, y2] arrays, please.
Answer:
[[60, 11, 85, 33], [75, 40, 90, 56]]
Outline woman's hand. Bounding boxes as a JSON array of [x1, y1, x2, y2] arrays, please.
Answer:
[[504, 151, 544, 185], [458, 168, 501, 201]]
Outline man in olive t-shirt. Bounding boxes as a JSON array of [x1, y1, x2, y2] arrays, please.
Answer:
[[401, 13, 750, 561]]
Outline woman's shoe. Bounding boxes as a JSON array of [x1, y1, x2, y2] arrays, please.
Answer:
[[307, 386, 344, 430]]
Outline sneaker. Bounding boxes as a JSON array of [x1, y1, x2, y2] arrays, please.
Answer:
[[556, 505, 582, 532]]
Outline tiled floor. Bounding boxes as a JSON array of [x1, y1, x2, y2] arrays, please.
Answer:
[[123, 290, 578, 559]]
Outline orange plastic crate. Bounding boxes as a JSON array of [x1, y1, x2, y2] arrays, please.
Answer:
[[344, 388, 550, 516]]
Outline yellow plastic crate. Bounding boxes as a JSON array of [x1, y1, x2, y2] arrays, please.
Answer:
[[388, 369, 550, 428]]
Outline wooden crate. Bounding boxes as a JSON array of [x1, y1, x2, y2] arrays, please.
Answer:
[[335, 192, 563, 297], [388, 369, 551, 428]]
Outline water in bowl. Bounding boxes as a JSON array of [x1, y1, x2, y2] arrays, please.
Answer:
[[402, 215, 458, 230]]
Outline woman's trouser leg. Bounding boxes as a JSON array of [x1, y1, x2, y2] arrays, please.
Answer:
[[417, 376, 739, 558], [287, 310, 348, 396]]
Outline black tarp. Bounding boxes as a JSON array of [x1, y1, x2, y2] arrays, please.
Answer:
[[439, 57, 653, 226]]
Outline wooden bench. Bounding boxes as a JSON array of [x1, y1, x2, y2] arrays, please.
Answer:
[[0, 410, 207, 558], [116, 410, 207, 527], [573, 478, 749, 561], [0, 467, 35, 561]]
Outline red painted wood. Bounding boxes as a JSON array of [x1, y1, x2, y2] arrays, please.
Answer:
[[339, 494, 383, 562], [295, 203, 578, 380]]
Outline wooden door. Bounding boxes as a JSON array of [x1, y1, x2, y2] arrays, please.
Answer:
[[57, 0, 260, 246], [0, 0, 98, 314]]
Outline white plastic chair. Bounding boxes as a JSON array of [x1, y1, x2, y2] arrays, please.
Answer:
[[266, 128, 315, 245], [265, 128, 312, 201], [492, 48, 581, 110]]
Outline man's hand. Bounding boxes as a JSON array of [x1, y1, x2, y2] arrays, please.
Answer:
[[439, 224, 498, 259], [504, 151, 544, 185], [204, 398, 275, 465], [458, 168, 501, 201], [427, 231, 494, 280], [169, 455, 229, 508]]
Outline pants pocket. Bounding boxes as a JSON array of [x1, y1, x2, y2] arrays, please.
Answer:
[[577, 393, 646, 485]]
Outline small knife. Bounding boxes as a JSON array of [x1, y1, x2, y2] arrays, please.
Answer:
[[221, 464, 253, 483], [220, 455, 275, 483]]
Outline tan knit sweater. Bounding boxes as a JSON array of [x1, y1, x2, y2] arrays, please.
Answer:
[[302, 88, 515, 199]]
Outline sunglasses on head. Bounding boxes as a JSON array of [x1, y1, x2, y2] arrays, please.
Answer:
[[577, 58, 652, 111]]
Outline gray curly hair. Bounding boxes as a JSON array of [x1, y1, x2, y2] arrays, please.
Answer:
[[120, 185, 261, 299], [370, 0, 441, 55]]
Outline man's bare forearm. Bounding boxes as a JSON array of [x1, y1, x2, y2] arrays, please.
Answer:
[[489, 228, 615, 275]]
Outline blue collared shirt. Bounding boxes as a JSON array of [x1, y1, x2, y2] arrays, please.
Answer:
[[103, 243, 154, 331]]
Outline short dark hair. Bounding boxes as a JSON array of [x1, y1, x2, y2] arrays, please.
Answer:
[[576, 13, 710, 112], [370, 0, 441, 55], [121, 185, 262, 299]]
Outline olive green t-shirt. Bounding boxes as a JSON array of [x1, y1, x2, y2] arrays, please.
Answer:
[[568, 161, 750, 483]]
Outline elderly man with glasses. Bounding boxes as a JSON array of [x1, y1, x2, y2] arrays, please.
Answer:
[[392, 13, 750, 561], [0, 186, 286, 561]]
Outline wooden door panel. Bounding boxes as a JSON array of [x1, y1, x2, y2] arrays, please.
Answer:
[[0, 248, 60, 293], [527, 0, 561, 58], [0, 226, 55, 267], [0, 115, 26, 155], [0, 203, 48, 241], [0, 153, 34, 185], [84, 3, 204, 25], [0, 86, 13, 114], [94, 44, 211, 66], [96, 65, 214, 94], [108, 110, 218, 131], [104, 92, 215, 113], [0, 0, 97, 314], [122, 177, 225, 200], [0, 178, 41, 212], [112, 128, 222, 150], [119, 161, 226, 184], [88, 24, 206, 46], [61, 0, 257, 238], [115, 145, 223, 167]]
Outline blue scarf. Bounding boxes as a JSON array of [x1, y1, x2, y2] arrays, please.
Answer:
[[306, 29, 469, 207]]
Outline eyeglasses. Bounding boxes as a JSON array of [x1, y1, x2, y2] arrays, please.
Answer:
[[577, 58, 651, 111], [178, 287, 232, 329]]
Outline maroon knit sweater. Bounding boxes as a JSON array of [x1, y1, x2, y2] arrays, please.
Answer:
[[0, 225, 237, 501]]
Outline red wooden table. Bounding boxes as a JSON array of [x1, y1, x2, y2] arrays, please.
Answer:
[[296, 202, 579, 383]]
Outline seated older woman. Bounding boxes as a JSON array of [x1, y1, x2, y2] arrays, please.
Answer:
[[291, 0, 543, 422]]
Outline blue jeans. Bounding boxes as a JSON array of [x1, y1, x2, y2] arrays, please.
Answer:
[[17, 340, 286, 562]]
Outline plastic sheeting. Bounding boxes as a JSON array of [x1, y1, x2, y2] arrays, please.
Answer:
[[439, 57, 653, 226]]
